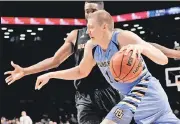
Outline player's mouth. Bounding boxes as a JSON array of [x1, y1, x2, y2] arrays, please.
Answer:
[[90, 36, 94, 39], [91, 37, 95, 40]]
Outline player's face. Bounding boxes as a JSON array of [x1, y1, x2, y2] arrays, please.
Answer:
[[87, 18, 104, 43], [84, 3, 99, 20]]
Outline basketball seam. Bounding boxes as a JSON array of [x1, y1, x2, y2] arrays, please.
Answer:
[[123, 60, 142, 82], [118, 53, 125, 78], [120, 52, 137, 80], [111, 58, 119, 78]]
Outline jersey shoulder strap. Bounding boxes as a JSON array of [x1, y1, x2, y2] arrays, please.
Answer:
[[111, 31, 120, 50]]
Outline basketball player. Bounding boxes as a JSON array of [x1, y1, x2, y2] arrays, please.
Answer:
[[5, 2, 122, 124], [4, 1, 180, 124], [34, 10, 180, 124]]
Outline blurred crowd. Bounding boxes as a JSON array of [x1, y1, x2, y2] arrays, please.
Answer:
[[1, 103, 179, 124], [1, 111, 78, 124]]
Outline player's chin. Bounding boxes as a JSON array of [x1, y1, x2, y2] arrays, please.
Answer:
[[91, 37, 96, 42]]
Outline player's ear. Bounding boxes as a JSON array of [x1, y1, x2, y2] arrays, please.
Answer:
[[102, 23, 107, 30]]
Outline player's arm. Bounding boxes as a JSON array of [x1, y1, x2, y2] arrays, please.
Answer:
[[24, 29, 78, 75], [4, 30, 77, 85], [114, 28, 180, 59], [118, 30, 168, 65], [35, 40, 96, 90], [49, 41, 96, 79], [149, 43, 180, 59], [114, 28, 124, 32]]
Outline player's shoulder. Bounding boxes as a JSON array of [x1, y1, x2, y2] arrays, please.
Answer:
[[69, 29, 78, 34], [73, 27, 87, 34], [117, 30, 137, 40], [64, 29, 78, 45], [117, 30, 143, 46], [78, 27, 87, 31], [118, 29, 131, 35], [85, 40, 94, 48], [114, 29, 132, 39], [69, 27, 87, 39], [114, 28, 124, 32]]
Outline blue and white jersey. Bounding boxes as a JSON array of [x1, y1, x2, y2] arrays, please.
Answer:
[[93, 31, 152, 95]]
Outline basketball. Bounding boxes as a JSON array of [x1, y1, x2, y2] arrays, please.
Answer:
[[110, 50, 143, 83]]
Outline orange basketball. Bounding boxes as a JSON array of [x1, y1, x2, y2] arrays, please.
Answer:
[[110, 50, 143, 83]]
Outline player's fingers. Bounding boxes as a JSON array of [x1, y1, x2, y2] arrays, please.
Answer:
[[131, 48, 137, 58], [7, 79, 15, 85], [37, 81, 47, 90], [5, 75, 12, 81], [5, 76, 12, 83], [4, 71, 12, 75], [137, 49, 141, 59], [120, 45, 130, 52], [35, 78, 41, 90], [119, 47, 125, 53], [124, 45, 132, 55], [11, 61, 17, 68]]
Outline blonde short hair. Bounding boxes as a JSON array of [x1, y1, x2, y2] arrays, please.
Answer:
[[88, 10, 114, 31]]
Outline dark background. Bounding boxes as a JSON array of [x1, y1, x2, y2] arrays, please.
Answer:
[[1, 1, 180, 122]]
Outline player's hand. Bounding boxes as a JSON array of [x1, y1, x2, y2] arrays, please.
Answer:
[[120, 44, 143, 58], [4, 61, 25, 85], [35, 73, 51, 90]]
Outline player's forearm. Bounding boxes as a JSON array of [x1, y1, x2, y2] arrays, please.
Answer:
[[48, 66, 87, 80], [24, 54, 71, 76], [23, 57, 59, 76], [150, 43, 180, 59], [141, 43, 168, 65], [24, 43, 73, 76]]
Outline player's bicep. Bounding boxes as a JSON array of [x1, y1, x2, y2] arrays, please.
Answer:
[[64, 29, 78, 47], [53, 30, 78, 61], [117, 30, 153, 48], [79, 41, 96, 76]]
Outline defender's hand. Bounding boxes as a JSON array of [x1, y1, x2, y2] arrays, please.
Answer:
[[4, 61, 25, 85]]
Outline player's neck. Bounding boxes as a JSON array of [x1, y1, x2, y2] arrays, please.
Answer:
[[100, 31, 113, 51]]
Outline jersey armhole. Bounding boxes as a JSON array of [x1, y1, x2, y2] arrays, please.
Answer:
[[116, 31, 121, 50], [74, 29, 80, 53], [92, 46, 97, 59], [70, 42, 75, 53], [112, 31, 120, 50]]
